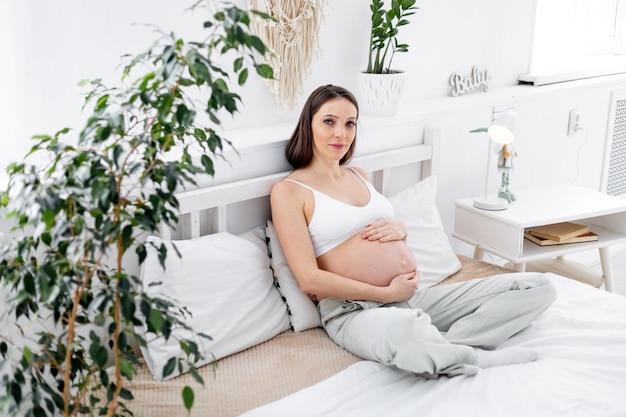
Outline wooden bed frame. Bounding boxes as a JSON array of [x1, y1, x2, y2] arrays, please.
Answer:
[[161, 127, 441, 240]]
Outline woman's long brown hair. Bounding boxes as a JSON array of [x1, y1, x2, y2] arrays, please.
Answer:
[[285, 85, 359, 169]]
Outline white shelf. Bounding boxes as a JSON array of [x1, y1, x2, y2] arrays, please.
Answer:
[[521, 225, 626, 261]]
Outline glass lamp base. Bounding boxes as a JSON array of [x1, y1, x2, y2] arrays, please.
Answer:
[[473, 195, 509, 211]]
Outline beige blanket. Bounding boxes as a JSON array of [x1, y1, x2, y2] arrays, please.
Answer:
[[126, 256, 510, 416]]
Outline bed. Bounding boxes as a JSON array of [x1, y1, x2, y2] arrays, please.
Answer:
[[126, 128, 626, 417]]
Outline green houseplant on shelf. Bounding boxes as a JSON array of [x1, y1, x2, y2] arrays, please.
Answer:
[[359, 0, 418, 116], [0, 2, 273, 417]]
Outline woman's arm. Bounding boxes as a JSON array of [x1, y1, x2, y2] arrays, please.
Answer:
[[270, 180, 418, 303]]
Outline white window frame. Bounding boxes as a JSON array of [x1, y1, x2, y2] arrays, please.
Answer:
[[520, 0, 626, 86], [577, 0, 626, 55]]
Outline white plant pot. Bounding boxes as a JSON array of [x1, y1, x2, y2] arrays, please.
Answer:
[[357, 71, 407, 117]]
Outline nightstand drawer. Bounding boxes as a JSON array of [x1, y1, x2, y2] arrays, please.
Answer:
[[454, 206, 524, 258]]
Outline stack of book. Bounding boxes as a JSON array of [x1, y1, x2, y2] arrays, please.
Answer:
[[525, 222, 598, 246]]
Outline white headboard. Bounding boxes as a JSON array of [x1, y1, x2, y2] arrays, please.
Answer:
[[162, 126, 441, 240]]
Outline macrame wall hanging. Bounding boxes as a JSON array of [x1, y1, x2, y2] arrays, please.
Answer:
[[248, 0, 326, 111]]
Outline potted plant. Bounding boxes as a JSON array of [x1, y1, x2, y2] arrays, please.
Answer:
[[359, 0, 418, 116], [0, 2, 273, 417]]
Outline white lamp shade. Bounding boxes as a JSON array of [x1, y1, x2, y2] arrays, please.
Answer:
[[487, 110, 517, 144]]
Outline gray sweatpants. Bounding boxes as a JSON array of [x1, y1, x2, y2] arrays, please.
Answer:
[[318, 272, 557, 377]]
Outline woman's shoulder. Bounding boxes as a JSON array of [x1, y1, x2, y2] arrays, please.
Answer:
[[271, 171, 310, 197], [347, 166, 371, 182], [270, 173, 314, 217], [274, 168, 315, 187]]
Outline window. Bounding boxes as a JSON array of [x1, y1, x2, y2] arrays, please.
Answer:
[[520, 0, 626, 85], [576, 0, 625, 55]]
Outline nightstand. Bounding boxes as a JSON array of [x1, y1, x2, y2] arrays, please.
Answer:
[[453, 184, 626, 292]]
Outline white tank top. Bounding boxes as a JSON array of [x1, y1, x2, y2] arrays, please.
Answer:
[[284, 168, 394, 257]]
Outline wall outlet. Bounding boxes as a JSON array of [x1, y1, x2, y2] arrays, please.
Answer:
[[568, 109, 580, 136]]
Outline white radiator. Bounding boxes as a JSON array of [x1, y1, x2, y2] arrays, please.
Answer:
[[603, 89, 626, 197]]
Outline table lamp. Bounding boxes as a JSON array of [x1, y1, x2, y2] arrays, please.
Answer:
[[470, 107, 517, 210]]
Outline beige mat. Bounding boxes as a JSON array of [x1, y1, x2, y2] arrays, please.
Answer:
[[125, 328, 359, 417], [439, 255, 511, 285]]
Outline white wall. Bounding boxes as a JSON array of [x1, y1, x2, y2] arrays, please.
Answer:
[[0, 0, 533, 150], [2, 0, 626, 260]]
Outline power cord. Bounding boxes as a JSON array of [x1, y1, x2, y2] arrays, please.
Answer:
[[570, 126, 589, 184]]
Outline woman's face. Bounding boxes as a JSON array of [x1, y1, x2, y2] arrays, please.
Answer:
[[310, 97, 357, 163]]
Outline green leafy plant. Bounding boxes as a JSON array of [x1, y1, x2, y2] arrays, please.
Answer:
[[0, 2, 273, 417], [366, 0, 418, 74]]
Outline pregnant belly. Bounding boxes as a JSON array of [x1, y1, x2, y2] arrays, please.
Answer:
[[316, 232, 418, 287]]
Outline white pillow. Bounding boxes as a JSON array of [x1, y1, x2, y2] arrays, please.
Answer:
[[388, 175, 461, 288], [237, 224, 268, 254], [138, 231, 291, 381], [266, 220, 322, 332]]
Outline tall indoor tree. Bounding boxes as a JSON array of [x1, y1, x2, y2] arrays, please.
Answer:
[[0, 2, 273, 416]]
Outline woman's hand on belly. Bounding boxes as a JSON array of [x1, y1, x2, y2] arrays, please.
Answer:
[[317, 231, 419, 288], [362, 219, 407, 242], [387, 270, 420, 302]]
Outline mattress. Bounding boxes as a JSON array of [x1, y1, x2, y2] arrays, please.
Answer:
[[125, 256, 515, 417]]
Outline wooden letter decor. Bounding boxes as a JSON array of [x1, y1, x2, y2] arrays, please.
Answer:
[[449, 66, 490, 97]]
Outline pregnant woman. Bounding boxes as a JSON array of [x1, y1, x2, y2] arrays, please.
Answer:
[[270, 84, 557, 377]]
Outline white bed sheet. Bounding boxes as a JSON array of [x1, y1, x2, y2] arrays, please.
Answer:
[[241, 274, 626, 417]]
